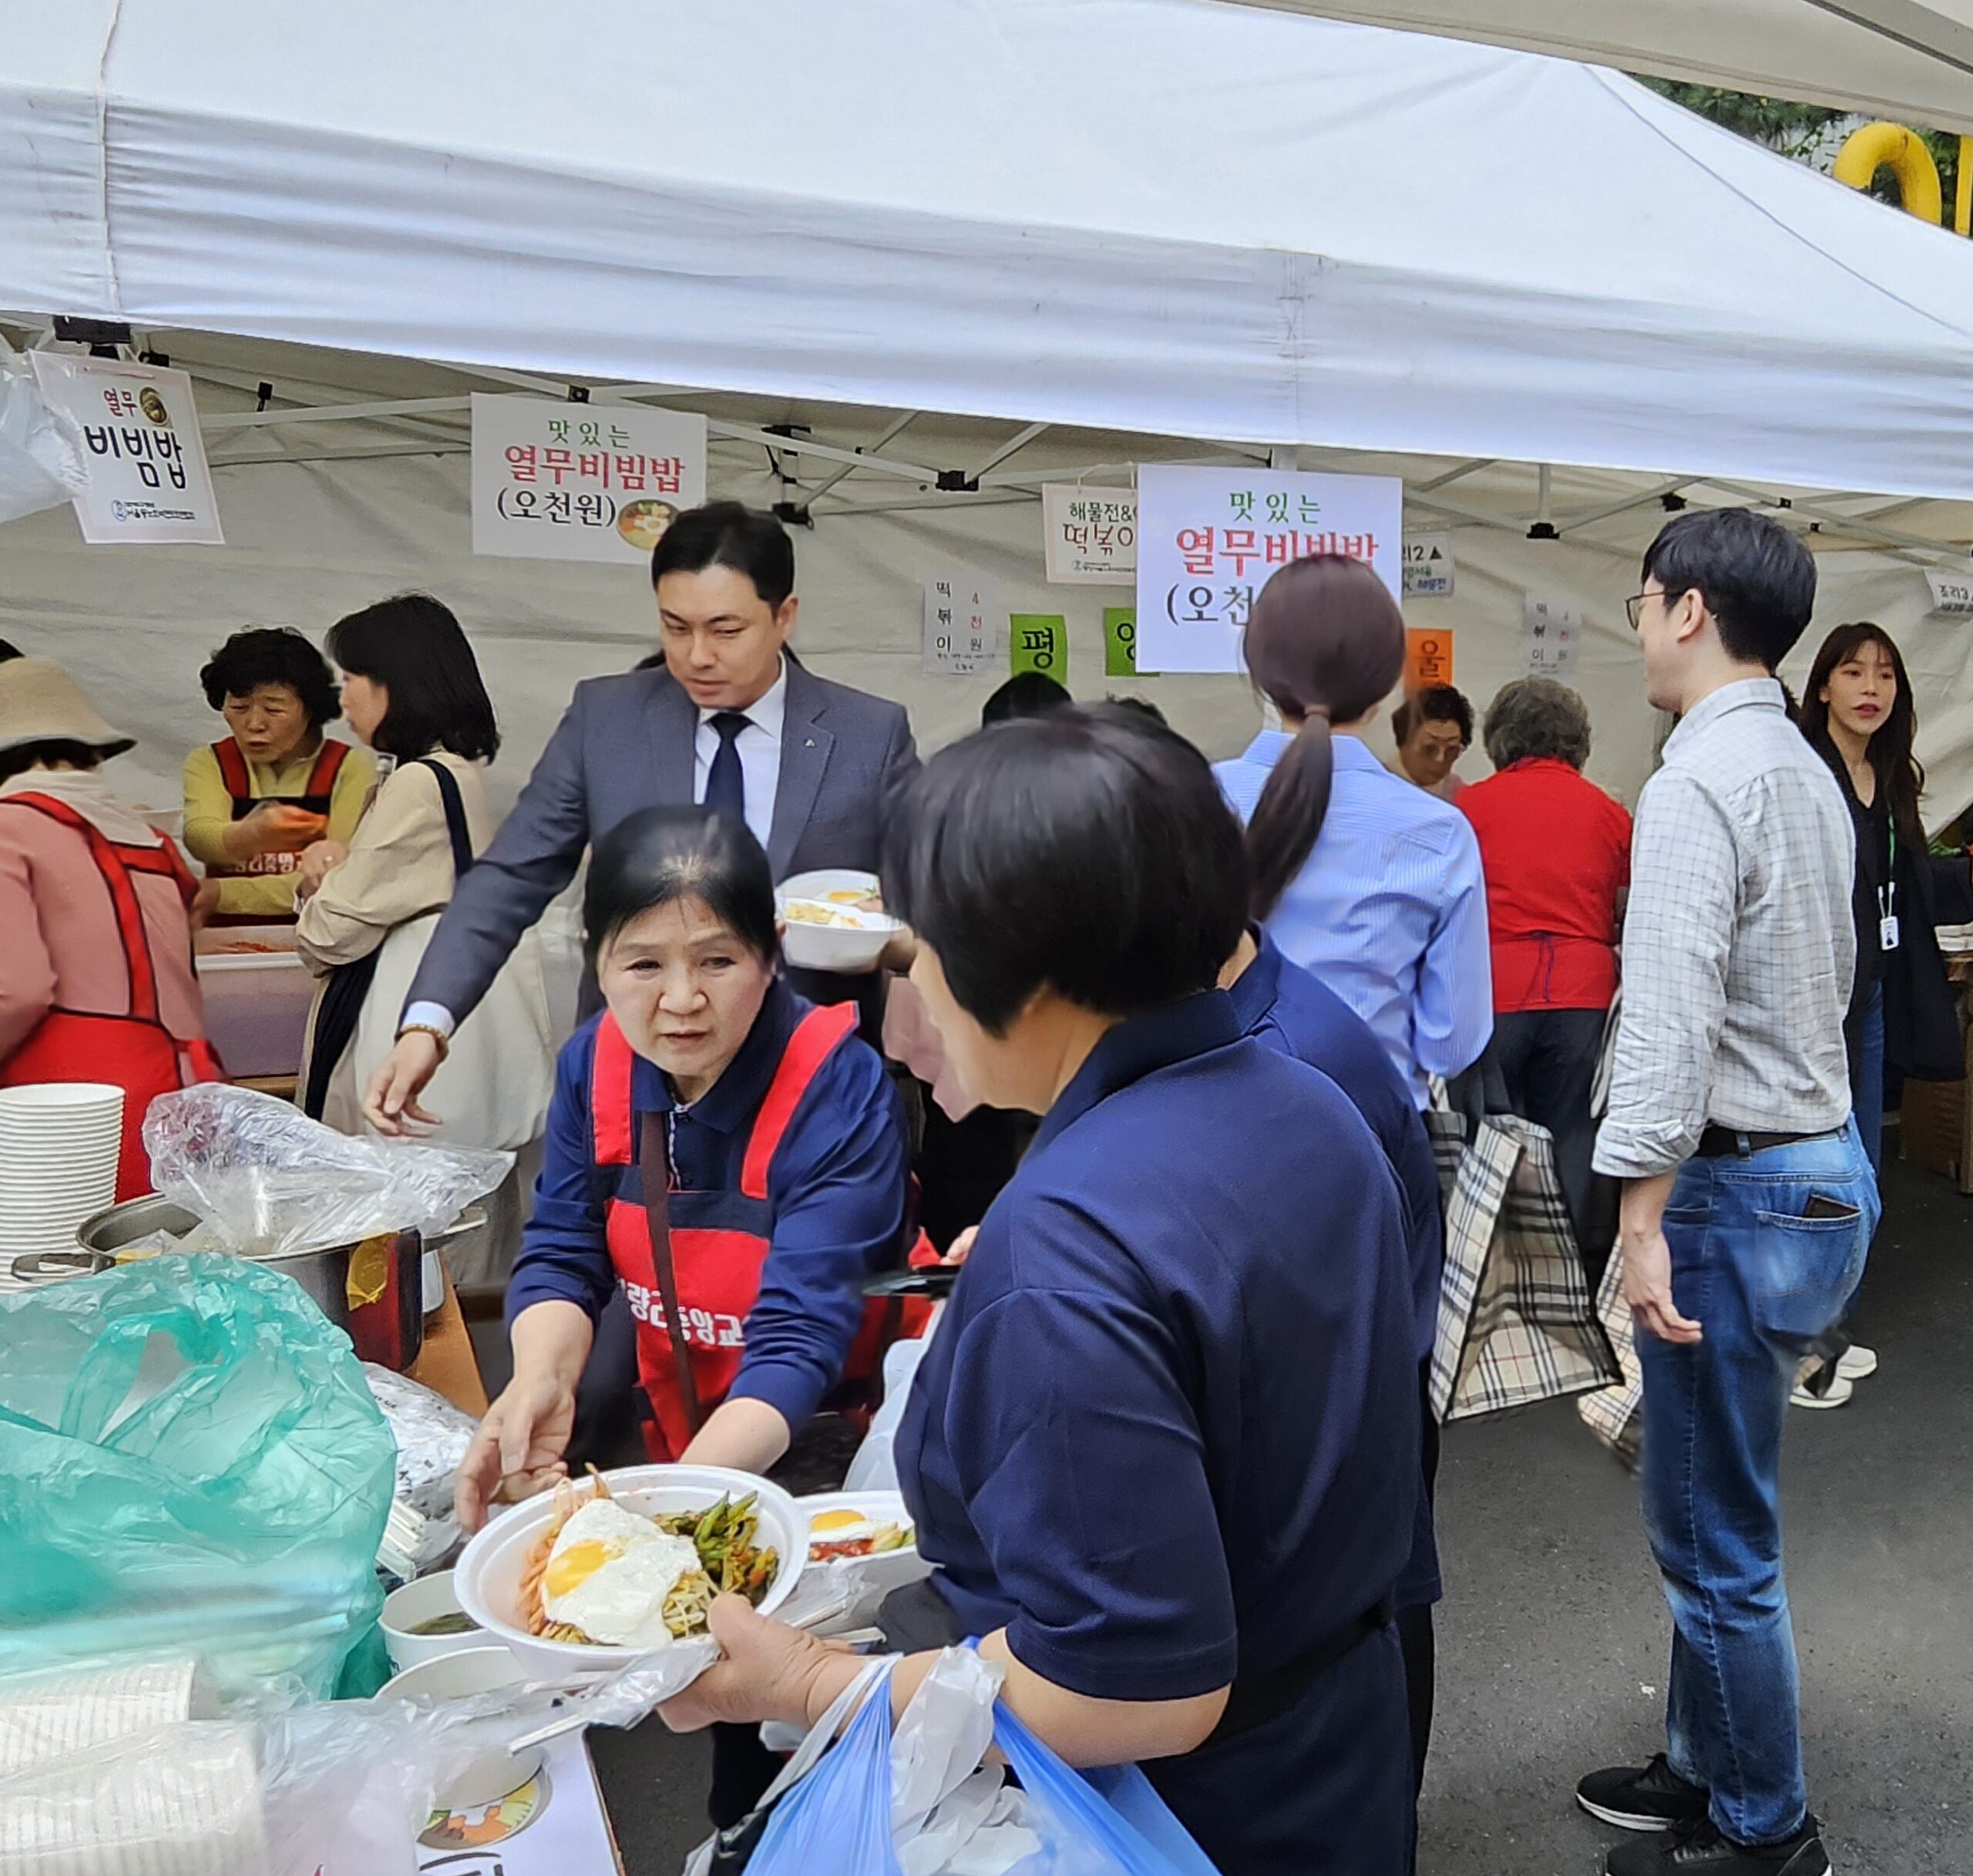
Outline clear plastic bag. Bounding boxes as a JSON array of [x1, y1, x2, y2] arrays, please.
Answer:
[[0, 339, 86, 526], [144, 1084, 512, 1259], [363, 1365, 479, 1568], [0, 1257, 395, 1699]]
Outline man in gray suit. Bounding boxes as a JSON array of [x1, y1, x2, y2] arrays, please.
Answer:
[[365, 501, 918, 1130]]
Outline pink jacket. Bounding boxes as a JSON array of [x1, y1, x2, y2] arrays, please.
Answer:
[[0, 771, 208, 1063]]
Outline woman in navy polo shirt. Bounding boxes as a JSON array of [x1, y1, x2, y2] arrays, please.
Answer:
[[664, 707, 1421, 1874], [454, 805, 916, 1526]]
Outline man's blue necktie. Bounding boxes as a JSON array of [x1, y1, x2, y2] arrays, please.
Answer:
[[704, 711, 750, 827]]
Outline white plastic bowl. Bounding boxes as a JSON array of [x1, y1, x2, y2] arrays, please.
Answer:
[[798, 1490, 932, 1596], [453, 1465, 805, 1679], [381, 1571, 485, 1672], [775, 869, 901, 973], [378, 1646, 543, 1810]]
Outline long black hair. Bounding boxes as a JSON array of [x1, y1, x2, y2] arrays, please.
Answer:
[[326, 594, 499, 763], [1240, 556, 1407, 921], [585, 806, 779, 965], [1799, 622, 1924, 852]]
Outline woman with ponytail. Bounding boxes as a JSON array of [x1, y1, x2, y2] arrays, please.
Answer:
[[1213, 555, 1493, 1108]]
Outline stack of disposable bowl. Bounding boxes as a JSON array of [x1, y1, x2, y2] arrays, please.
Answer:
[[0, 1084, 125, 1290]]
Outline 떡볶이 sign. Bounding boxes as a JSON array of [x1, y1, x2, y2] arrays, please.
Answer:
[[470, 395, 707, 563], [1042, 485, 1137, 585], [923, 577, 998, 674], [1134, 466, 1403, 672], [29, 353, 223, 545], [1521, 596, 1581, 681]]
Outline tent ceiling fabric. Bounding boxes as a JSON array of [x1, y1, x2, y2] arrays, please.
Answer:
[[1212, 0, 1973, 133], [6, 0, 1973, 499]]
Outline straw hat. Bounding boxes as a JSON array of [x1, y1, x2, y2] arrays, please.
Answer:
[[0, 659, 133, 761]]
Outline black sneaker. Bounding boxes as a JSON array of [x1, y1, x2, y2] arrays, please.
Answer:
[[1578, 1754, 1711, 1831], [1607, 1814, 1833, 1876]]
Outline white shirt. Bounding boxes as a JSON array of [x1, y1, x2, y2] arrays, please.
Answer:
[[404, 660, 791, 1041], [692, 659, 786, 852], [1594, 677, 1855, 1179]]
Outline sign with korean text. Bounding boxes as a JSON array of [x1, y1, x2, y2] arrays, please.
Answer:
[[1925, 567, 1973, 615], [1405, 628, 1454, 691], [1010, 614, 1067, 678], [1134, 467, 1403, 672], [1104, 606, 1138, 677], [923, 576, 998, 675], [1521, 596, 1581, 681], [1042, 484, 1138, 585], [1403, 533, 1454, 599], [29, 353, 222, 545], [470, 394, 707, 563]]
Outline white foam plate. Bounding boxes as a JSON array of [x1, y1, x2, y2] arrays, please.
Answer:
[[775, 869, 902, 973], [454, 1465, 805, 1682]]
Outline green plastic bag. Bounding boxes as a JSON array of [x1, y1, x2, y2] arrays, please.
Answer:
[[0, 1255, 394, 1698]]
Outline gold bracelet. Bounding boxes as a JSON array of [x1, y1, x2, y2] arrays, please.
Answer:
[[396, 1022, 452, 1061]]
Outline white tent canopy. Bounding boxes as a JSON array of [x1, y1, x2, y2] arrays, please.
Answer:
[[8, 0, 1973, 498], [1215, 0, 1973, 135]]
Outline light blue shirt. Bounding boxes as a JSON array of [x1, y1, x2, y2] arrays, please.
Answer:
[[1215, 731, 1493, 1106]]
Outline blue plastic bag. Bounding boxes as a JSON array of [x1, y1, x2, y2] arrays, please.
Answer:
[[0, 1255, 395, 1698], [738, 1649, 1220, 1876]]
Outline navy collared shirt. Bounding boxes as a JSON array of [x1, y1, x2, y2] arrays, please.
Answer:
[[898, 992, 1418, 1874], [508, 979, 910, 1431], [1228, 930, 1445, 1610]]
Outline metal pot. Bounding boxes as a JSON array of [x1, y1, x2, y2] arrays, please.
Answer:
[[59, 1195, 436, 1370]]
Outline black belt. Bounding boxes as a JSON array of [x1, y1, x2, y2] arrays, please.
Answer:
[[1205, 1594, 1397, 1746], [1696, 1125, 1841, 1159]]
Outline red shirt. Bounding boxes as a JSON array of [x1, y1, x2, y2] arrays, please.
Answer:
[[1458, 759, 1632, 1013]]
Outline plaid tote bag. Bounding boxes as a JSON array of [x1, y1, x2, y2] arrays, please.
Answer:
[[1430, 1113, 1622, 1424], [1576, 1242, 1644, 1469]]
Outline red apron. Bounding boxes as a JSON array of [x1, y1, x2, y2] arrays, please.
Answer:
[[0, 794, 224, 1199], [592, 1002, 933, 1462], [207, 737, 351, 925]]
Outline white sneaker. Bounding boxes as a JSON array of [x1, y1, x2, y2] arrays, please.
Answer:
[[1792, 1363, 1853, 1410], [1837, 1343, 1878, 1380]]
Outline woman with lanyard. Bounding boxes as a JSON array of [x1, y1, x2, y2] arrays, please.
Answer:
[[180, 627, 374, 923], [1798, 623, 1973, 1403], [0, 658, 221, 1197], [659, 705, 1422, 1875]]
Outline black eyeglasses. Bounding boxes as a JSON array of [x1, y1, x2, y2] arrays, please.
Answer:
[[1625, 590, 1656, 633]]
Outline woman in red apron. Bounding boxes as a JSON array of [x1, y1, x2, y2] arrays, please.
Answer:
[[0, 659, 222, 1198], [180, 627, 374, 924], [456, 805, 929, 1524]]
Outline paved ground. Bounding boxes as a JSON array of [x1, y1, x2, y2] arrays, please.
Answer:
[[527, 1151, 1971, 1873]]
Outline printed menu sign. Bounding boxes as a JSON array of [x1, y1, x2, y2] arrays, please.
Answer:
[[470, 394, 708, 563], [1135, 466, 1403, 673], [1522, 596, 1581, 681], [1042, 484, 1138, 584], [924, 576, 998, 674], [29, 353, 223, 545]]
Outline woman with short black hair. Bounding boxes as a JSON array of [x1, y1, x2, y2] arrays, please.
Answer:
[[455, 804, 923, 1512], [182, 625, 375, 921], [294, 598, 553, 1269], [660, 706, 1421, 1875]]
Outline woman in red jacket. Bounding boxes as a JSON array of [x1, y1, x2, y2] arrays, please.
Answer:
[[1458, 678, 1631, 1273]]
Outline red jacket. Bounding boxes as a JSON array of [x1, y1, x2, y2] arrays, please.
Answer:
[[1459, 759, 1632, 1014]]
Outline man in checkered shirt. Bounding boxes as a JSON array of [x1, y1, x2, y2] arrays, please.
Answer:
[[1575, 511, 1875, 1876]]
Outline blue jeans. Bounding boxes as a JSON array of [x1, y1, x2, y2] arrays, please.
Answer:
[[1638, 1123, 1878, 1845], [1852, 982, 1886, 1177]]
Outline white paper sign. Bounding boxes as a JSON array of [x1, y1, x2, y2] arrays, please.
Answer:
[[1925, 567, 1973, 615], [1134, 466, 1403, 673], [1042, 484, 1138, 585], [470, 393, 707, 563], [1403, 533, 1454, 598], [1522, 595, 1581, 680], [923, 575, 998, 674], [29, 353, 223, 545]]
